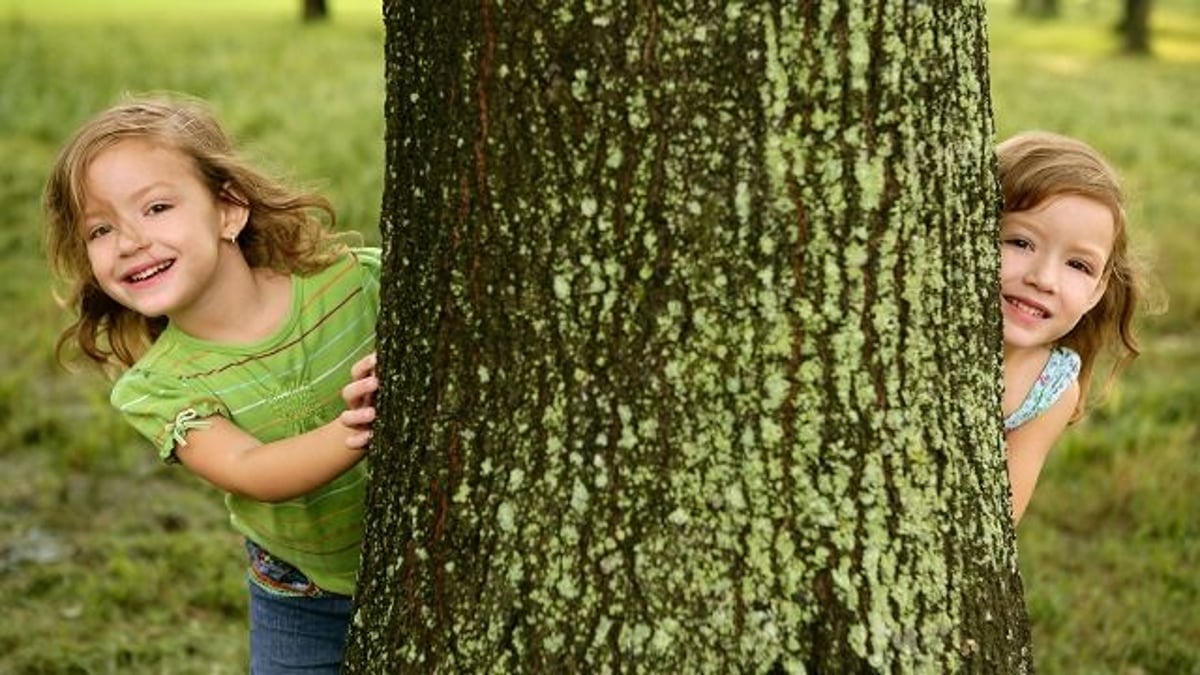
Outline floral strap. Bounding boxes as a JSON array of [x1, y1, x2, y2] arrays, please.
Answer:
[[1004, 346, 1081, 432]]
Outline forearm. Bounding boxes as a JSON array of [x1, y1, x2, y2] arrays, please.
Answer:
[[237, 420, 366, 502], [178, 417, 366, 503]]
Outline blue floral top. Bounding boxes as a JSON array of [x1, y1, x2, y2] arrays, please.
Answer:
[[1004, 346, 1081, 432]]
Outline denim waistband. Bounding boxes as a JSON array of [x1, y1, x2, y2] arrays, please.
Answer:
[[245, 539, 330, 598]]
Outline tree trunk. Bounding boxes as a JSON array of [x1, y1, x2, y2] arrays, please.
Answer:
[[303, 0, 328, 22], [1120, 0, 1153, 54], [1016, 0, 1060, 18], [346, 2, 1031, 672]]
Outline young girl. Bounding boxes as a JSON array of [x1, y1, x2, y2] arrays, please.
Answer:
[[997, 131, 1143, 525], [44, 94, 381, 672]]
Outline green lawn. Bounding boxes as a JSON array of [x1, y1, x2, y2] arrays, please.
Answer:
[[988, 1, 1200, 672], [0, 2, 384, 670], [0, 1, 1195, 672]]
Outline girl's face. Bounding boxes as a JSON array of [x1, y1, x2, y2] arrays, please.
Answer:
[[80, 138, 247, 323], [1000, 194, 1114, 353]]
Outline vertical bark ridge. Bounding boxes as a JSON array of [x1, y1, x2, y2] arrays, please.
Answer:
[[347, 3, 1031, 673]]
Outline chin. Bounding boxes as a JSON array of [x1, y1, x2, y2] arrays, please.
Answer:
[[128, 303, 172, 320], [1002, 329, 1043, 352]]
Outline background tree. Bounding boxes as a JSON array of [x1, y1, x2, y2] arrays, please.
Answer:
[[1117, 0, 1154, 53], [346, 2, 1030, 672], [1016, 0, 1060, 18], [303, 0, 328, 22]]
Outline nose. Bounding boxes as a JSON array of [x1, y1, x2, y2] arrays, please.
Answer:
[[114, 222, 149, 255], [1022, 253, 1058, 293]]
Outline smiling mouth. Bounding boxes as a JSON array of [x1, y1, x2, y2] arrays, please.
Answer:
[[125, 260, 175, 283], [1004, 295, 1050, 319]]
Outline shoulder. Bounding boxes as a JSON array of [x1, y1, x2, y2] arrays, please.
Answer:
[[307, 247, 380, 286], [1048, 345, 1081, 381], [110, 333, 185, 400], [1007, 377, 1076, 472], [348, 246, 381, 270], [110, 342, 229, 462], [289, 249, 380, 344], [1003, 345, 1081, 432], [110, 337, 219, 410], [1045, 377, 1080, 424], [347, 246, 382, 306]]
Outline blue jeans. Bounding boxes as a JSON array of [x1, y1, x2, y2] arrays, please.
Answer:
[[246, 541, 352, 674]]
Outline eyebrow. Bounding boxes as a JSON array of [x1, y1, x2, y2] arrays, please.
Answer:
[[82, 181, 175, 221], [1071, 243, 1110, 262], [128, 181, 175, 202], [1000, 217, 1110, 261]]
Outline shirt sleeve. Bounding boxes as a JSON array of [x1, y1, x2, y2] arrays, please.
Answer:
[[110, 367, 229, 463]]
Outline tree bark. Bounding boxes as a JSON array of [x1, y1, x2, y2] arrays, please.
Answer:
[[346, 2, 1031, 672]]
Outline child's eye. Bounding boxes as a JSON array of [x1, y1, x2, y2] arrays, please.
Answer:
[[86, 223, 113, 241], [146, 202, 172, 215], [1068, 259, 1095, 275], [1003, 237, 1032, 250]]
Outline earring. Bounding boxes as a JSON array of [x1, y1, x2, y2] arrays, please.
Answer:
[[227, 232, 238, 244]]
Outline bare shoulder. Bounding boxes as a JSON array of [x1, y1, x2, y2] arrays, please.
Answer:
[[1002, 345, 1054, 417], [1009, 378, 1078, 451]]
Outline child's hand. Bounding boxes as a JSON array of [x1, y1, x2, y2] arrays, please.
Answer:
[[340, 352, 378, 450]]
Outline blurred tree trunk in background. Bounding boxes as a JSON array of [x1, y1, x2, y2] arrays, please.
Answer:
[[303, 0, 328, 22], [1118, 0, 1154, 53], [346, 1, 1030, 672], [1016, 0, 1060, 18]]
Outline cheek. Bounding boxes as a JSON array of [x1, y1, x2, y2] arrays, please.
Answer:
[[84, 241, 121, 288], [998, 250, 1020, 279], [84, 243, 106, 271], [1086, 281, 1109, 310], [1068, 278, 1105, 310]]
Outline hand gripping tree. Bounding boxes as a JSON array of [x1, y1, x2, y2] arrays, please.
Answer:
[[345, 2, 1031, 672]]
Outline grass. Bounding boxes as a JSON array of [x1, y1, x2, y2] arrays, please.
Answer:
[[987, 2, 1200, 672], [0, 1, 1195, 672], [0, 1, 384, 671]]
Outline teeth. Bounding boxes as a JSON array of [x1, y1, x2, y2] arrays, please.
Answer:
[[1007, 297, 1046, 318], [129, 261, 172, 282]]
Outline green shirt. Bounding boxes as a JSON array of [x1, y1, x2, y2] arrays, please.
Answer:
[[111, 248, 381, 595]]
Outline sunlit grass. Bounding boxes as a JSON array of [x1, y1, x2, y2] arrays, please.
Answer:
[[2, 0, 380, 21], [1156, 5, 1200, 61], [0, 4, 384, 671], [987, 2, 1200, 672]]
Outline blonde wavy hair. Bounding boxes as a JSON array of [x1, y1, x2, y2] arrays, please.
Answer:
[[44, 93, 352, 370], [997, 131, 1144, 419]]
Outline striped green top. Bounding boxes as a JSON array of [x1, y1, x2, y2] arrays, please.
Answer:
[[111, 248, 381, 595]]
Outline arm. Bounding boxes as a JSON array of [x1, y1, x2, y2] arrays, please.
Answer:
[[175, 416, 366, 503], [1006, 380, 1078, 525]]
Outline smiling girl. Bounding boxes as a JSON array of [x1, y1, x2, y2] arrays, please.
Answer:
[[996, 131, 1145, 525], [44, 94, 381, 672]]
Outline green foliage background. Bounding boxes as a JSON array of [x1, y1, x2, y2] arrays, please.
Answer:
[[0, 0, 1193, 672]]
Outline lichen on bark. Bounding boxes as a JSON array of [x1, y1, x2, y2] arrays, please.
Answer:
[[345, 2, 1030, 673]]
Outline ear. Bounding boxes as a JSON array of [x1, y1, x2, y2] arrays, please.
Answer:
[[218, 183, 250, 240]]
